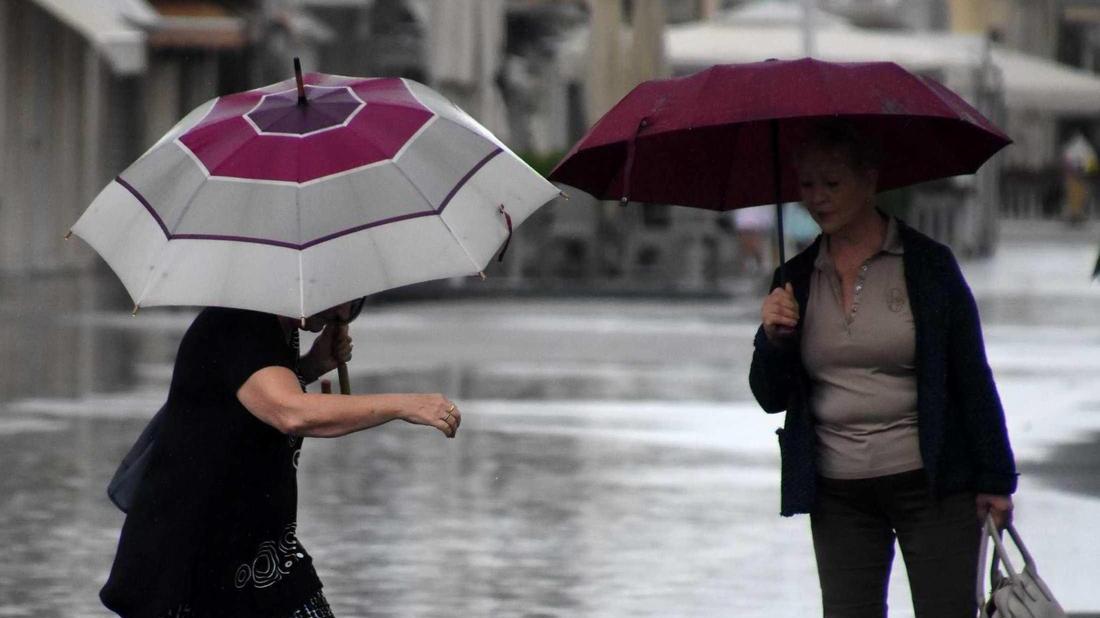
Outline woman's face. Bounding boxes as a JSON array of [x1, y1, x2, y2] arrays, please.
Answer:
[[795, 146, 877, 236]]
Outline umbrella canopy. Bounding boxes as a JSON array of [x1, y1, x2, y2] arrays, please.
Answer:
[[72, 69, 559, 318], [550, 58, 1010, 211]]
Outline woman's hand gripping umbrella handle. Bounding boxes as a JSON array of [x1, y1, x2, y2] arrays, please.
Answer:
[[762, 282, 800, 344]]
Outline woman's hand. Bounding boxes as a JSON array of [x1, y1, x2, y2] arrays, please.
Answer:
[[761, 283, 800, 343], [398, 394, 461, 438], [976, 493, 1013, 529], [299, 323, 352, 383]]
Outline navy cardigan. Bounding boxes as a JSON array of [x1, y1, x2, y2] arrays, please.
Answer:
[[749, 218, 1017, 516]]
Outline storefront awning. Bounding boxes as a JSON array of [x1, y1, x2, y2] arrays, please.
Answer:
[[30, 0, 158, 75], [665, 20, 1100, 115]]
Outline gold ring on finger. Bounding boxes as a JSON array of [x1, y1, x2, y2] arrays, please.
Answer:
[[446, 403, 456, 413]]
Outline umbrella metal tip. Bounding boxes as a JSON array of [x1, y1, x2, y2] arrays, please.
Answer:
[[131, 304, 140, 316], [64, 230, 73, 240], [478, 271, 487, 281], [559, 191, 570, 200]]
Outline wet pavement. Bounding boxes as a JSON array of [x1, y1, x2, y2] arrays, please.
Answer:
[[1, 220, 1098, 616]]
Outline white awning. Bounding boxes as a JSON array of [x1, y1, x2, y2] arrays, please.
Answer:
[[993, 47, 1100, 114], [30, 0, 158, 75], [667, 22, 969, 73], [666, 20, 1100, 115]]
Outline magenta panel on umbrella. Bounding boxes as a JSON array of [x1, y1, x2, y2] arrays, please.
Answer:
[[178, 77, 434, 183]]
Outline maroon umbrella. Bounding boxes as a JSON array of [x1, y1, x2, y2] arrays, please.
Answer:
[[549, 58, 1011, 281]]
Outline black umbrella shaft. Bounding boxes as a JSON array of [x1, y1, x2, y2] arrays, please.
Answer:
[[771, 119, 787, 286]]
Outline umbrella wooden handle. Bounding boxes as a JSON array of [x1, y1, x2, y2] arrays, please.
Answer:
[[337, 362, 351, 395]]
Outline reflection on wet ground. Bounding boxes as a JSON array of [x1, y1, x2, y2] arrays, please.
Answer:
[[298, 411, 771, 617], [2, 220, 1100, 616], [0, 403, 788, 617], [0, 272, 134, 402], [0, 417, 132, 617], [0, 274, 793, 617], [1018, 430, 1100, 498]]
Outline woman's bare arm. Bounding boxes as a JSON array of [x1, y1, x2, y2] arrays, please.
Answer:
[[237, 366, 460, 439]]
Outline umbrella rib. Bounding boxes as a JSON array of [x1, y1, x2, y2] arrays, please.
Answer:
[[186, 108, 259, 145], [296, 170, 305, 319], [401, 79, 519, 160], [163, 144, 224, 236], [389, 158, 483, 273]]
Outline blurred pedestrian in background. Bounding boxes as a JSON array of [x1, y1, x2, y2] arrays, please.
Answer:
[[101, 301, 460, 618], [1061, 131, 1098, 226], [732, 204, 776, 275], [749, 120, 1017, 618]]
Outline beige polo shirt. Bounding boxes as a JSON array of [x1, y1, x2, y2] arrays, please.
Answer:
[[801, 217, 923, 480]]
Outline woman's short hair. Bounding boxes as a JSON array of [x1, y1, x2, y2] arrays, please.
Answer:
[[794, 118, 883, 172]]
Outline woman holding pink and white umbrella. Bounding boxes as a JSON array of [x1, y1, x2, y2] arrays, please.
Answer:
[[79, 61, 557, 618], [100, 300, 460, 617]]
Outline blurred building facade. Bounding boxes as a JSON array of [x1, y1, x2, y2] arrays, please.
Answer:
[[0, 0, 326, 274], [946, 0, 1100, 224], [2, 0, 1098, 291]]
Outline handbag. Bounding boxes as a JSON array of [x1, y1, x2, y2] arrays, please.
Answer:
[[106, 404, 166, 513], [977, 514, 1066, 618]]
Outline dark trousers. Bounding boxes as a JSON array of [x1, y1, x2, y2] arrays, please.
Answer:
[[810, 469, 980, 618]]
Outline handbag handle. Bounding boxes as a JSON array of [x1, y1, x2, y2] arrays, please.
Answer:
[[976, 514, 1020, 616], [985, 515, 1022, 578], [977, 514, 1065, 618], [987, 514, 1043, 578], [977, 516, 992, 615]]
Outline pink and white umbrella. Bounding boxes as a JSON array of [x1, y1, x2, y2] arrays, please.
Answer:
[[71, 64, 559, 319]]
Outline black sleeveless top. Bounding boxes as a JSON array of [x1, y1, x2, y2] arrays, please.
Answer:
[[101, 308, 322, 617]]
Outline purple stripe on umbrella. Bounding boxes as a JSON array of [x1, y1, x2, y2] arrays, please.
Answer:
[[116, 148, 505, 250], [116, 176, 171, 238], [437, 148, 502, 213], [171, 233, 304, 249], [299, 209, 438, 249], [300, 148, 503, 247]]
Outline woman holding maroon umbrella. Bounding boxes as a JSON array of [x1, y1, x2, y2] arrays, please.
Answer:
[[550, 57, 1020, 617], [751, 120, 1016, 618]]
